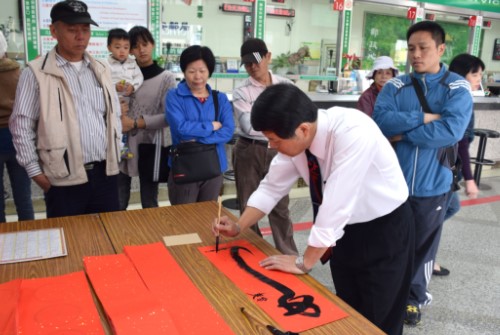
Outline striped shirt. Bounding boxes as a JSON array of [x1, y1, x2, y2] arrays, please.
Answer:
[[10, 52, 121, 178], [232, 71, 292, 141]]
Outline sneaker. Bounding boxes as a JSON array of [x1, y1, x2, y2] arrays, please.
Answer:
[[404, 304, 421, 326]]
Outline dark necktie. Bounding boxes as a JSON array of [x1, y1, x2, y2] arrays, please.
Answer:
[[305, 149, 332, 264]]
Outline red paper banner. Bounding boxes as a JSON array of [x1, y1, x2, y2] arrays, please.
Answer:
[[0, 279, 21, 335], [16, 272, 104, 334], [199, 240, 348, 333], [123, 243, 234, 335], [84, 254, 180, 334]]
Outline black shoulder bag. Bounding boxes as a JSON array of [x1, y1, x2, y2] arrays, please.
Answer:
[[170, 90, 222, 184], [410, 75, 461, 192]]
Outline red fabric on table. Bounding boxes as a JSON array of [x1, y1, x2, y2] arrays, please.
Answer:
[[124, 243, 234, 334], [0, 279, 21, 335], [84, 253, 179, 334], [17, 272, 105, 334], [199, 240, 349, 333]]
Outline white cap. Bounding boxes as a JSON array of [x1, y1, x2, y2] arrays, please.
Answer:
[[0, 31, 7, 58], [366, 56, 398, 79]]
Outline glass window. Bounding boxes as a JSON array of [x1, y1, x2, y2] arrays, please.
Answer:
[[1, 0, 25, 62], [161, 0, 340, 77]]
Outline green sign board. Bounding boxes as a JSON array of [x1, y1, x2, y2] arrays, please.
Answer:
[[471, 17, 482, 56], [23, 0, 39, 61], [150, 0, 161, 59], [254, 0, 266, 40], [422, 0, 500, 13], [341, 9, 352, 70]]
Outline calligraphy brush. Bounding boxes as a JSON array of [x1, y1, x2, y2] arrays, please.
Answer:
[[240, 307, 299, 335], [216, 196, 222, 253]]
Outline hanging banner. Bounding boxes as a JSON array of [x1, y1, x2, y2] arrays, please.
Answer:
[[150, 0, 161, 59], [254, 0, 266, 39], [340, 0, 353, 70], [420, 0, 500, 13], [471, 16, 483, 57], [23, 0, 149, 61]]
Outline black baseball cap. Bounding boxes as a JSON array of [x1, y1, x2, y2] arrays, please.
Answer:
[[51, 0, 98, 26], [240, 38, 268, 64]]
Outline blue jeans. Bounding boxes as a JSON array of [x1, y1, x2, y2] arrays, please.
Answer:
[[0, 152, 34, 222]]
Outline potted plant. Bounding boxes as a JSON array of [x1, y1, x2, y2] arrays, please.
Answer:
[[272, 52, 292, 74], [272, 46, 310, 75]]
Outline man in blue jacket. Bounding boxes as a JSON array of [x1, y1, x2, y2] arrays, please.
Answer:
[[373, 21, 473, 326]]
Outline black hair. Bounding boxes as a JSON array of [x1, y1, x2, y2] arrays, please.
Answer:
[[128, 26, 155, 49], [449, 53, 485, 78], [179, 45, 216, 77], [407, 21, 446, 46], [251, 84, 317, 139], [107, 28, 129, 46]]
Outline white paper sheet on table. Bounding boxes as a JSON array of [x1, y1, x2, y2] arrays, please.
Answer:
[[0, 228, 67, 264]]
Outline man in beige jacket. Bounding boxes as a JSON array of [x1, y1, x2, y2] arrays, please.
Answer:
[[10, 0, 125, 218]]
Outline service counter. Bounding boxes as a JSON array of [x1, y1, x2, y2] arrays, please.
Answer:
[[308, 93, 500, 162]]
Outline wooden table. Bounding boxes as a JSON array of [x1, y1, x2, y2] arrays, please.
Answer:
[[0, 214, 115, 333], [100, 202, 385, 334]]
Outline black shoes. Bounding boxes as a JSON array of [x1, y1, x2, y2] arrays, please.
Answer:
[[432, 265, 451, 276]]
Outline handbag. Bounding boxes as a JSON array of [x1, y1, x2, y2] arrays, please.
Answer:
[[410, 74, 460, 191], [170, 90, 221, 184], [138, 130, 170, 183]]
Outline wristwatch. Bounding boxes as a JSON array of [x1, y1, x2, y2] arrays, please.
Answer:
[[295, 256, 311, 274], [133, 118, 138, 130]]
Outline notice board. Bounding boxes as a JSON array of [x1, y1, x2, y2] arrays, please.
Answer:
[[22, 0, 160, 61]]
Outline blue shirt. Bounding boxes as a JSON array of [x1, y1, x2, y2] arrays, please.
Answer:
[[165, 80, 235, 172]]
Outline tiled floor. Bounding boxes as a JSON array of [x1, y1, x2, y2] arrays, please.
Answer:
[[4, 174, 500, 334]]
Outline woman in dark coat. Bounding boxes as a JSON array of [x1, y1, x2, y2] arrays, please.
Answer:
[[357, 56, 398, 117]]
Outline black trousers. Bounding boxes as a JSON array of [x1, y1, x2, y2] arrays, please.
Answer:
[[330, 200, 415, 335], [44, 162, 120, 218]]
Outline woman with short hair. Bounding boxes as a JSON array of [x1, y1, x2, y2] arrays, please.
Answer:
[[166, 45, 235, 204]]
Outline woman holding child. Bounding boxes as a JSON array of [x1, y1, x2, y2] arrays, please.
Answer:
[[118, 26, 177, 210]]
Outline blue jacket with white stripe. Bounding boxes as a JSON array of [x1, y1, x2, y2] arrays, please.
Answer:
[[373, 64, 473, 197]]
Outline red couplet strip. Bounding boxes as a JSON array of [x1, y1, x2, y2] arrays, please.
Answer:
[[84, 254, 180, 334], [16, 272, 105, 334], [199, 240, 348, 333], [0, 279, 21, 334], [124, 243, 235, 335]]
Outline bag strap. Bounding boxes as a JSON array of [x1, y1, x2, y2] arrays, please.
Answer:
[[410, 75, 433, 114], [212, 90, 219, 121]]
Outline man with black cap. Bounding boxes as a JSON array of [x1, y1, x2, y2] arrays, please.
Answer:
[[232, 38, 298, 255], [10, 0, 124, 218]]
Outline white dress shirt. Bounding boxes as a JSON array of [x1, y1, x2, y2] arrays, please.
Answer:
[[247, 107, 409, 248]]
